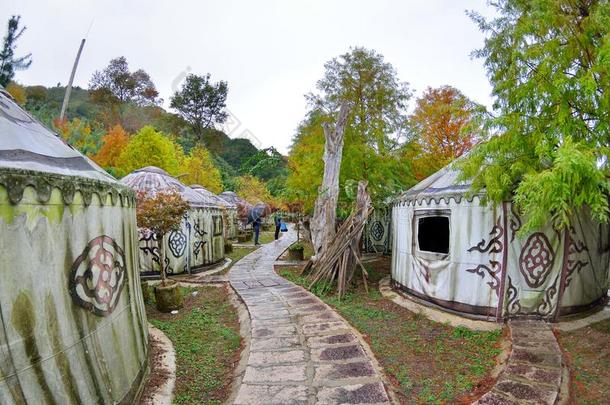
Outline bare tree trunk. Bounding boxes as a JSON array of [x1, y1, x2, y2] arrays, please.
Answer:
[[310, 102, 351, 258], [159, 233, 166, 285], [304, 180, 372, 298]]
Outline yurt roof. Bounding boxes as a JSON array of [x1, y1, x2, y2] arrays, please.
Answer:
[[0, 87, 115, 183], [218, 191, 248, 207], [121, 166, 211, 208], [396, 164, 481, 204], [191, 184, 234, 209]]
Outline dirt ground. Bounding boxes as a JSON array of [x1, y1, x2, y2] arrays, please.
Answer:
[[139, 333, 171, 404], [557, 318, 610, 405]]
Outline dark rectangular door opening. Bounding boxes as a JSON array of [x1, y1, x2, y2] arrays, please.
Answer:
[[417, 216, 449, 254]]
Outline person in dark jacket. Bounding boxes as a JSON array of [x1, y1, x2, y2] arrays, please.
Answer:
[[253, 216, 262, 245], [273, 211, 282, 240]]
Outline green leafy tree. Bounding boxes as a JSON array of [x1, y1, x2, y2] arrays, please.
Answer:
[[170, 73, 228, 139], [460, 0, 610, 232], [0, 16, 32, 87], [287, 48, 415, 213], [308, 46, 412, 153], [118, 126, 181, 177], [240, 147, 287, 180]]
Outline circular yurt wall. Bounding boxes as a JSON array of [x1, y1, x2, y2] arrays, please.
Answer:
[[392, 165, 609, 322], [191, 184, 237, 242], [0, 89, 148, 403], [122, 168, 226, 277]]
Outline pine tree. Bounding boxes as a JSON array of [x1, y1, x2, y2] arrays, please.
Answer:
[[0, 16, 32, 87]]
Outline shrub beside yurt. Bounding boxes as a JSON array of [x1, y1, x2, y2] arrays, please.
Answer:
[[122, 167, 226, 277], [392, 164, 609, 322], [0, 88, 148, 403]]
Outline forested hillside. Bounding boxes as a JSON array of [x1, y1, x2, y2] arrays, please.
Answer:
[[7, 57, 288, 204]]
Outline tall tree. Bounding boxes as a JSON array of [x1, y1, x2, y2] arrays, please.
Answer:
[[89, 57, 160, 106], [308, 47, 411, 153], [408, 86, 482, 179], [91, 124, 131, 175], [461, 0, 610, 232], [310, 103, 350, 257], [287, 48, 415, 213], [240, 147, 287, 181], [179, 146, 224, 193], [170, 73, 228, 139], [235, 175, 274, 205], [118, 125, 181, 177], [0, 16, 32, 87]]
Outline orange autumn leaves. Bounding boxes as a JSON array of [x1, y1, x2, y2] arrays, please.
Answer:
[[407, 86, 480, 180], [90, 124, 223, 192], [92, 124, 129, 171]]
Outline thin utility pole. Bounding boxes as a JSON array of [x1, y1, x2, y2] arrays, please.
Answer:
[[59, 38, 86, 121]]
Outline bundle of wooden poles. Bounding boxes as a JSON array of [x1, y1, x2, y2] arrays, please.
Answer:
[[303, 181, 372, 298]]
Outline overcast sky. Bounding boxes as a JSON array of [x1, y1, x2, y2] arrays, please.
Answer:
[[2, 0, 497, 154]]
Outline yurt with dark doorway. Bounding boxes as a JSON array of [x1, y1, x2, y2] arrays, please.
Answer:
[[121, 167, 225, 277], [392, 164, 609, 322], [192, 184, 238, 240], [0, 87, 148, 403]]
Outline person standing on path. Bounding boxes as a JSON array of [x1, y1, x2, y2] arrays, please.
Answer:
[[253, 215, 261, 245], [273, 210, 282, 240]]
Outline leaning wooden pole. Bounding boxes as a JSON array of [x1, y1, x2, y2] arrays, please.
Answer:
[[59, 38, 86, 121], [305, 180, 372, 298], [310, 102, 351, 259]]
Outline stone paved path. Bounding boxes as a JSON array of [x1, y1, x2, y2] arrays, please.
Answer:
[[229, 228, 390, 405], [476, 321, 564, 405]]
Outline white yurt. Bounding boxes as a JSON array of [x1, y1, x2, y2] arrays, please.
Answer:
[[392, 164, 609, 322], [219, 191, 251, 230], [191, 184, 238, 240], [121, 167, 225, 277], [0, 87, 148, 403]]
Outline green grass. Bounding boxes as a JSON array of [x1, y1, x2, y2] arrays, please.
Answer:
[[226, 246, 257, 263], [146, 287, 241, 405], [278, 264, 503, 404]]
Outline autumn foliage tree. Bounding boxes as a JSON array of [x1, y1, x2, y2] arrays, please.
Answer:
[[179, 146, 223, 193], [91, 124, 130, 175], [5, 81, 26, 105], [53, 117, 103, 156], [117, 125, 181, 177], [136, 190, 189, 285], [235, 175, 274, 206], [89, 56, 160, 106], [408, 86, 482, 179]]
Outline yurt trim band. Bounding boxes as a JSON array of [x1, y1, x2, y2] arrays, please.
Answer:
[[0, 167, 136, 206]]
